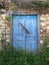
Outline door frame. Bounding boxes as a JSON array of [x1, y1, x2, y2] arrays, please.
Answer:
[[10, 13, 40, 52]]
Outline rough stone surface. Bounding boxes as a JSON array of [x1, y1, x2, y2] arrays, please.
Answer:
[[0, 14, 10, 49], [40, 14, 49, 45], [0, 13, 49, 48]]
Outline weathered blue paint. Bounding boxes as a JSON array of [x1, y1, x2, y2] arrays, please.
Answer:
[[12, 14, 38, 52]]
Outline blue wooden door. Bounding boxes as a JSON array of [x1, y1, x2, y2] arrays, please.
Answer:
[[12, 15, 38, 52]]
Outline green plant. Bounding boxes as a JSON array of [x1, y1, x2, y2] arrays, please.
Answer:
[[42, 35, 48, 52], [1, 33, 10, 50], [33, 1, 49, 8], [5, 16, 11, 22], [11, 0, 49, 9], [0, 45, 49, 65], [1, 33, 6, 50], [0, 34, 49, 65], [40, 47, 49, 65], [40, 35, 49, 65]]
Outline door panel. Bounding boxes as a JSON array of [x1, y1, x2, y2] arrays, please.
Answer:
[[12, 16, 26, 49], [12, 15, 38, 52], [25, 15, 38, 51]]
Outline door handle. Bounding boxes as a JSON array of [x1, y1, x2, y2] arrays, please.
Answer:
[[19, 22, 30, 34]]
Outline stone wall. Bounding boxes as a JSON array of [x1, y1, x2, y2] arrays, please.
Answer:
[[40, 14, 49, 46], [0, 14, 10, 49], [0, 13, 49, 49]]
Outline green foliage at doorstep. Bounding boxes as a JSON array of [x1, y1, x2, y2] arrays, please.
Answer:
[[0, 35, 49, 65], [0, 45, 49, 65]]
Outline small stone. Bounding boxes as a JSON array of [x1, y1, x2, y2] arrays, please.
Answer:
[[47, 26, 49, 30], [47, 45, 49, 47], [40, 40, 43, 45]]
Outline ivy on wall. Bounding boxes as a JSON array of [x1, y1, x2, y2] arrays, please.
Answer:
[[33, 1, 49, 8], [13, 1, 49, 13], [0, 0, 49, 13], [26, 1, 49, 13], [11, 0, 49, 9]]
